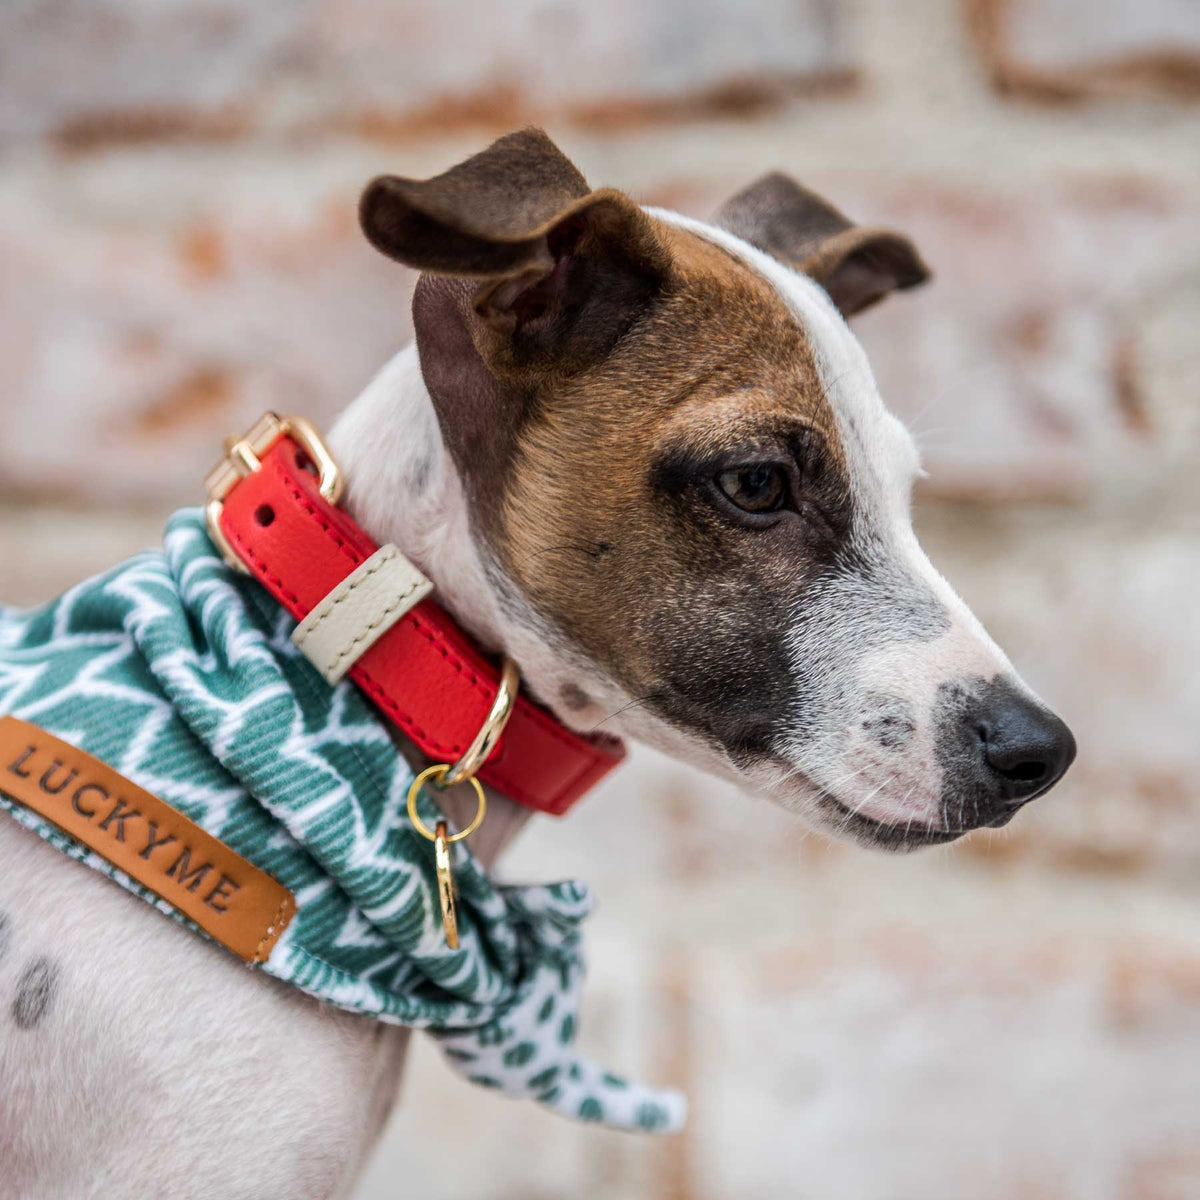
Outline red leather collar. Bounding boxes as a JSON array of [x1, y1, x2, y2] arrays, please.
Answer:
[[214, 431, 624, 815]]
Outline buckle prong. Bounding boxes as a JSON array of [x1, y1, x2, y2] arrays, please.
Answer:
[[225, 436, 262, 479]]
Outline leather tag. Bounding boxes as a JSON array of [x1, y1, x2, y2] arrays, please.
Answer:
[[0, 717, 295, 964]]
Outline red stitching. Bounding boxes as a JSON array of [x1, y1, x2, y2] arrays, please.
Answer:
[[270, 458, 365, 571], [263, 454, 604, 755], [358, 657, 608, 808], [228, 449, 620, 808], [355, 663, 464, 759], [227, 527, 302, 608], [267, 458, 502, 706], [399, 613, 489, 695]]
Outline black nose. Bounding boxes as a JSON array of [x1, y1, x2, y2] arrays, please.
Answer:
[[974, 685, 1076, 803]]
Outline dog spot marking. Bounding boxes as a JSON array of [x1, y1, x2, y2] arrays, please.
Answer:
[[12, 957, 60, 1030], [559, 683, 592, 713]]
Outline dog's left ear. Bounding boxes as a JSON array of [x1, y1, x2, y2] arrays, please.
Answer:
[[358, 128, 672, 378], [714, 172, 930, 317]]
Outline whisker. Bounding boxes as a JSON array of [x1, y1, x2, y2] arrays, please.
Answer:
[[768, 759, 869, 797], [836, 774, 899, 834], [589, 693, 657, 733]]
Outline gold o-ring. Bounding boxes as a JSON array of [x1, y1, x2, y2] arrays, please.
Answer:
[[406, 764, 487, 844]]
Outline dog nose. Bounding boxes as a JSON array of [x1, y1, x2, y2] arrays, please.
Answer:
[[974, 686, 1076, 803]]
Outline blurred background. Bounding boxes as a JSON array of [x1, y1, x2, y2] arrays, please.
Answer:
[[2, 0, 1199, 1197]]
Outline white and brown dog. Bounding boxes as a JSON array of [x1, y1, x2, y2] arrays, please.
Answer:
[[0, 129, 1074, 1198]]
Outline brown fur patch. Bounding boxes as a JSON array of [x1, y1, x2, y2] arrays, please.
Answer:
[[485, 219, 851, 746]]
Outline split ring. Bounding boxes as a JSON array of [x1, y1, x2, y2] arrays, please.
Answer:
[[406, 764, 487, 844]]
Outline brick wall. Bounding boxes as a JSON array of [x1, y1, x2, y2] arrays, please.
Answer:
[[2, 1, 1199, 1197]]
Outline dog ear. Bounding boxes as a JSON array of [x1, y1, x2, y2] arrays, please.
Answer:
[[360, 127, 590, 280], [713, 172, 930, 317], [359, 130, 673, 509], [360, 128, 670, 373]]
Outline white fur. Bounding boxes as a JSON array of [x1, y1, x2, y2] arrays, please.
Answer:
[[0, 819, 410, 1199]]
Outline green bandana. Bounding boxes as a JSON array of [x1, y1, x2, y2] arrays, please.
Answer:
[[0, 509, 684, 1134]]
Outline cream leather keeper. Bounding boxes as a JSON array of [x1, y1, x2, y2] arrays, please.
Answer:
[[291, 544, 432, 684]]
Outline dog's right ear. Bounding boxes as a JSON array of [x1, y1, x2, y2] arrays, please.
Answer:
[[359, 129, 670, 376]]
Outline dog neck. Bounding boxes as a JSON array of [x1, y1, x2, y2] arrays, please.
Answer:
[[329, 344, 505, 652], [328, 345, 533, 861]]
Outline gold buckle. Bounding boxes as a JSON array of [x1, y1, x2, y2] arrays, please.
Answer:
[[204, 412, 344, 574]]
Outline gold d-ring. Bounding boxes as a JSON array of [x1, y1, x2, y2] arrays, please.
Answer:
[[407, 764, 487, 843], [441, 658, 520, 786]]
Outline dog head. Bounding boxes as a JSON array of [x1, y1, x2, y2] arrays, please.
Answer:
[[357, 129, 1076, 851]]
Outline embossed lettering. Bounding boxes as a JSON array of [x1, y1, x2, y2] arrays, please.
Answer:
[[139, 821, 177, 860], [98, 798, 140, 842], [39, 761, 79, 795], [204, 874, 241, 913], [6, 745, 35, 779], [71, 783, 108, 819], [0, 717, 296, 964], [166, 847, 212, 893]]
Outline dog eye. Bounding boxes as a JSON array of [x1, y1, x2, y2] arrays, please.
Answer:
[[715, 465, 787, 514]]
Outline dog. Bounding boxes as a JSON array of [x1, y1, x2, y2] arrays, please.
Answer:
[[0, 129, 1074, 1198]]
